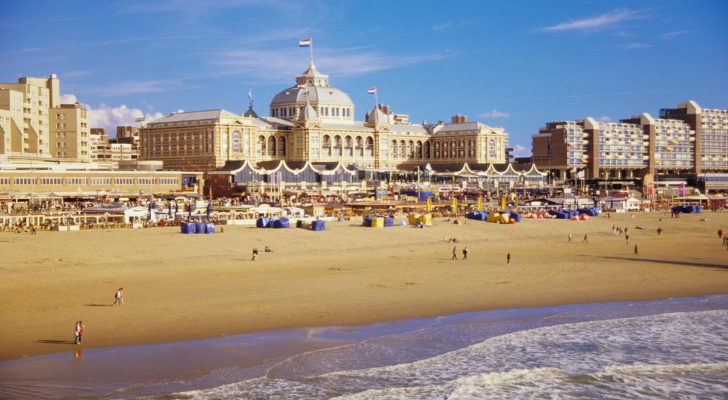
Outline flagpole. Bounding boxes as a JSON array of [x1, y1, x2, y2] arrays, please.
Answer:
[[374, 89, 378, 110], [310, 39, 314, 64]]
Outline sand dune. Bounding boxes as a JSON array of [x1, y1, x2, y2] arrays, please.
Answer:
[[1, 211, 727, 361]]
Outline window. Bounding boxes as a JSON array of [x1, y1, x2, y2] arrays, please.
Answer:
[[115, 178, 134, 185], [67, 178, 87, 185], [138, 178, 156, 185], [91, 178, 111, 185], [40, 178, 63, 185], [232, 130, 241, 152]]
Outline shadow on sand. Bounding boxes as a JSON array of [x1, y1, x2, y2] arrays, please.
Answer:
[[585, 255, 728, 270], [35, 339, 76, 345], [85, 304, 113, 307]]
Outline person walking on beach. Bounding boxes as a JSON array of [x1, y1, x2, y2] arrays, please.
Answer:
[[507, 252, 511, 265], [74, 321, 80, 344], [634, 244, 639, 255], [252, 248, 259, 261], [657, 227, 663, 236], [718, 229, 723, 239], [625, 234, 629, 245], [114, 288, 122, 306], [75, 321, 84, 344], [452, 246, 458, 260], [462, 247, 469, 260], [582, 233, 588, 244], [568, 233, 572, 243]]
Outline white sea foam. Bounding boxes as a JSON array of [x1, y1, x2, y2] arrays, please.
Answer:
[[151, 310, 728, 400]]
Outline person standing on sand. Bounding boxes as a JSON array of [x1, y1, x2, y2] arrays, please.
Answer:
[[657, 227, 663, 236], [252, 248, 258, 261], [462, 247, 469, 260], [582, 233, 588, 244], [625, 234, 629, 245], [507, 252, 511, 265], [452, 246, 458, 260], [634, 244, 638, 255], [114, 288, 122, 306], [568, 233, 572, 243], [74, 321, 80, 344], [718, 229, 723, 238]]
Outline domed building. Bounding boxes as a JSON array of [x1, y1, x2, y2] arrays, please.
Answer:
[[269, 60, 355, 125], [140, 57, 543, 193]]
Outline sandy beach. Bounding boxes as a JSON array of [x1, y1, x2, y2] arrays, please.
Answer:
[[1, 211, 727, 361]]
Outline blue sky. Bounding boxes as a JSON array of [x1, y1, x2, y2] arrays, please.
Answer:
[[2, 0, 727, 156]]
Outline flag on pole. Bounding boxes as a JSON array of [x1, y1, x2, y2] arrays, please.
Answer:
[[299, 38, 311, 47], [247, 88, 252, 100], [367, 87, 377, 94]]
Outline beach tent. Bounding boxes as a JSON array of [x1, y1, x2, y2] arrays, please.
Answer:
[[384, 217, 395, 227], [417, 214, 433, 226], [509, 211, 522, 223], [181, 222, 196, 234], [256, 217, 270, 228], [272, 218, 290, 228], [195, 222, 206, 234], [407, 214, 421, 225], [370, 217, 385, 228], [205, 223, 215, 234], [311, 220, 325, 231]]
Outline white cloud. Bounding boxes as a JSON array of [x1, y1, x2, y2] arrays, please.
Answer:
[[541, 8, 650, 32], [60, 94, 78, 104], [477, 109, 510, 119], [85, 80, 182, 96], [598, 116, 611, 122], [212, 48, 444, 82], [512, 144, 531, 158], [61, 93, 168, 133], [658, 30, 691, 39], [623, 42, 651, 50]]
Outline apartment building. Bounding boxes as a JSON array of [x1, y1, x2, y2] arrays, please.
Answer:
[[0, 75, 59, 159], [50, 102, 91, 161]]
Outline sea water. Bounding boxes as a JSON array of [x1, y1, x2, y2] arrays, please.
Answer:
[[1, 296, 727, 399]]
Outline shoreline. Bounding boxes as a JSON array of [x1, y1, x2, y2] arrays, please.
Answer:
[[2, 212, 728, 362], [2, 294, 726, 400]]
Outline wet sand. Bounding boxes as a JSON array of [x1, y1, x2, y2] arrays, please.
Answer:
[[1, 211, 727, 361]]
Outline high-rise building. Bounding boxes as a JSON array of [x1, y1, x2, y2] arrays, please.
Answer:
[[0, 75, 59, 159], [50, 102, 91, 161], [532, 100, 727, 189]]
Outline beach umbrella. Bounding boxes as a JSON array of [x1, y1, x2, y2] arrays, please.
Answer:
[[147, 202, 153, 220], [206, 203, 211, 219], [168, 202, 172, 217], [188, 203, 192, 218], [175, 201, 179, 213]]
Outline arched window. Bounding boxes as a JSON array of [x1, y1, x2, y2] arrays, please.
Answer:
[[416, 141, 422, 159], [268, 136, 276, 156], [257, 135, 266, 156], [334, 135, 342, 156], [489, 139, 495, 158], [355, 136, 363, 157], [408, 140, 415, 159], [278, 136, 286, 156], [399, 140, 406, 158], [323, 135, 332, 157], [442, 141, 448, 159], [365, 137, 374, 157], [243, 132, 250, 156], [468, 139, 475, 158], [424, 141, 431, 159], [232, 130, 241, 153], [434, 141, 441, 159], [344, 136, 353, 156], [391, 140, 398, 158]]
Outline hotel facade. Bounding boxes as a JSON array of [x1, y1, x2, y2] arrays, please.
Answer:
[[531, 101, 728, 191], [139, 61, 512, 175]]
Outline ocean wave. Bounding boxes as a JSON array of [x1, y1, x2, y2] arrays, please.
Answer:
[[160, 310, 728, 400]]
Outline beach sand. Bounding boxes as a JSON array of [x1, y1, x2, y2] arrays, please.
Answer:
[[1, 211, 727, 361]]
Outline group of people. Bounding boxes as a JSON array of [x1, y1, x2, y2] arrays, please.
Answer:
[[251, 246, 273, 261]]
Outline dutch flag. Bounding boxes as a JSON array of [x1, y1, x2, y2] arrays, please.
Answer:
[[297, 82, 306, 89], [299, 38, 312, 47], [367, 87, 377, 94]]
